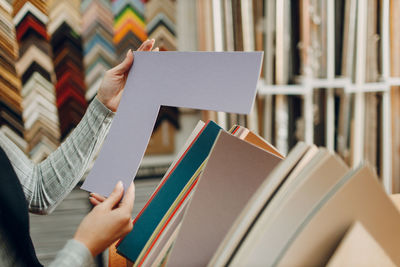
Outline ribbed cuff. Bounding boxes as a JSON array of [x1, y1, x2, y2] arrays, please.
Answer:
[[89, 96, 115, 124]]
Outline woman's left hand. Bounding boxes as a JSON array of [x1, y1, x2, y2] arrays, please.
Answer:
[[75, 181, 136, 257], [96, 39, 159, 112]]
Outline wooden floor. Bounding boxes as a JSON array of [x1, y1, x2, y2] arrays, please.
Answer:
[[29, 178, 161, 266]]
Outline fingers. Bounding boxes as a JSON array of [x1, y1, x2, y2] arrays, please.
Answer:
[[113, 49, 134, 74], [90, 193, 106, 202], [120, 182, 135, 212], [103, 181, 124, 209], [153, 47, 159, 52], [137, 39, 150, 51], [89, 193, 106, 206], [143, 39, 155, 51], [89, 197, 101, 206], [137, 39, 155, 52]]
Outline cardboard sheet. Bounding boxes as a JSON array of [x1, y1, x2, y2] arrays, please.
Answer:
[[231, 152, 349, 266], [210, 143, 310, 267], [326, 221, 396, 267], [166, 131, 281, 267], [82, 51, 263, 196], [276, 166, 400, 266]]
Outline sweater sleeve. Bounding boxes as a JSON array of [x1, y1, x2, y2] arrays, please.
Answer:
[[0, 97, 114, 214], [48, 239, 95, 267]]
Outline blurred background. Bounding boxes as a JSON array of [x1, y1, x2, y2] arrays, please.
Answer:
[[0, 0, 399, 265]]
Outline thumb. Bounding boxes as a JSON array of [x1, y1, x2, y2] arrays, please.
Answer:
[[120, 182, 135, 212], [113, 49, 134, 74], [103, 181, 124, 209]]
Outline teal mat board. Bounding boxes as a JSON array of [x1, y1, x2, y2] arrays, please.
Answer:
[[117, 120, 222, 261]]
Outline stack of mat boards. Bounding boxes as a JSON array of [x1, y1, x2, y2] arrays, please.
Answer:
[[138, 124, 282, 267], [113, 120, 400, 266], [112, 0, 147, 60], [116, 120, 284, 266], [117, 120, 225, 263], [48, 0, 87, 139], [81, 0, 116, 102], [143, 0, 179, 155], [0, 0, 26, 151], [13, 0, 60, 162], [208, 148, 400, 266]]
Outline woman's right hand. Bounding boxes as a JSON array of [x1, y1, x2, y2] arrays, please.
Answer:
[[74, 181, 135, 257]]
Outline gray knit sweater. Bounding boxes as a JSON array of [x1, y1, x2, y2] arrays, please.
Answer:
[[0, 97, 114, 267]]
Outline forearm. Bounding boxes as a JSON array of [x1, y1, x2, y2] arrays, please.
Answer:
[[0, 97, 114, 214], [48, 239, 95, 267]]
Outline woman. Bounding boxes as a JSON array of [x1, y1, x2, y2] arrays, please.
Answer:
[[0, 39, 158, 267]]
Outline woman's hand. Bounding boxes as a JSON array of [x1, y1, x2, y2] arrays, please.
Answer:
[[96, 39, 159, 112], [74, 181, 135, 257]]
